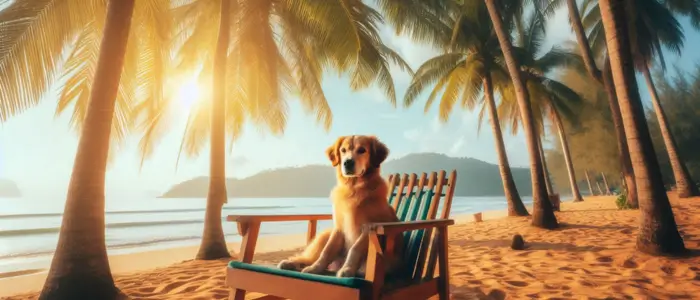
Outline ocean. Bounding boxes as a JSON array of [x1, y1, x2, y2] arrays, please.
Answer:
[[0, 195, 532, 275]]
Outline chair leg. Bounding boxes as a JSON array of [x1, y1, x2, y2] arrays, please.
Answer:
[[437, 227, 450, 300], [230, 288, 246, 300], [230, 222, 261, 300]]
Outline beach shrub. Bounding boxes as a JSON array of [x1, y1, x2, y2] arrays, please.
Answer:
[[615, 190, 633, 210]]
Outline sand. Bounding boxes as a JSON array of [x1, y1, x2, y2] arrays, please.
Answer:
[[3, 195, 700, 299]]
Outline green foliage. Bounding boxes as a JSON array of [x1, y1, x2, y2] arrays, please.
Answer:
[[615, 188, 633, 210], [647, 64, 700, 185], [545, 70, 622, 193]]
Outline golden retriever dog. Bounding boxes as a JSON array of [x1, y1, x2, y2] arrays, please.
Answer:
[[277, 135, 403, 278]]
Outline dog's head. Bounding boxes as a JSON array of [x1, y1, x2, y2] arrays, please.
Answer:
[[326, 135, 389, 178]]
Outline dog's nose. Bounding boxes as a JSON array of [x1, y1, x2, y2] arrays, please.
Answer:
[[343, 159, 355, 169]]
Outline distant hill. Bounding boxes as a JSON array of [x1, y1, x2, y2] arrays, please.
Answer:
[[161, 153, 533, 198], [0, 179, 21, 197]]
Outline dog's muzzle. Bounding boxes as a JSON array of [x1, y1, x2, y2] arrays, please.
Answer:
[[342, 159, 355, 176]]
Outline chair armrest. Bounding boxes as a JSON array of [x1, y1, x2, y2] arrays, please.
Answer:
[[226, 214, 333, 223], [365, 219, 454, 236]]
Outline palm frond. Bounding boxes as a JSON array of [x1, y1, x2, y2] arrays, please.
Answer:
[[404, 53, 465, 107], [133, 0, 175, 168], [535, 47, 586, 74], [374, 0, 454, 46], [0, 0, 101, 121]]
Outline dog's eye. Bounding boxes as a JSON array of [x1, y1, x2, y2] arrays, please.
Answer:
[[357, 147, 366, 154], [340, 148, 346, 153]]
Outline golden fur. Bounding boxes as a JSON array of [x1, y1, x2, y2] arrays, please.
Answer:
[[277, 135, 403, 278]]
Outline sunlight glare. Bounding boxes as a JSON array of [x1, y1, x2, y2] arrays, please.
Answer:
[[175, 77, 201, 113]]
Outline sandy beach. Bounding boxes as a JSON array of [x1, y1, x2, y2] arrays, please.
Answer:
[[3, 195, 700, 299]]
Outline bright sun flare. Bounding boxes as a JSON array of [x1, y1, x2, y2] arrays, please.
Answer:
[[174, 77, 201, 112]]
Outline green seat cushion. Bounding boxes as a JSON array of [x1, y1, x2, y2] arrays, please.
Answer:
[[228, 261, 371, 289]]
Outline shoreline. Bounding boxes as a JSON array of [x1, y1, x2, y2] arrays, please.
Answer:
[[8, 195, 698, 299], [0, 204, 517, 297]]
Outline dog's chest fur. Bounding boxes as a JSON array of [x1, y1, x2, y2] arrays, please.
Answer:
[[331, 196, 364, 252], [331, 183, 394, 249]]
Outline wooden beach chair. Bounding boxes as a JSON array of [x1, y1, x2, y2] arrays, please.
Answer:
[[225, 170, 457, 300]]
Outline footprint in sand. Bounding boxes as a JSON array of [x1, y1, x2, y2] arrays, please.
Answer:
[[136, 286, 157, 294], [621, 258, 638, 268], [486, 289, 506, 300], [596, 256, 613, 263], [660, 265, 675, 275], [504, 280, 529, 287], [620, 228, 633, 234]]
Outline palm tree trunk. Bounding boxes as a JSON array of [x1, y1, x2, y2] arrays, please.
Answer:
[[585, 169, 596, 196], [620, 172, 626, 190], [603, 59, 638, 208], [566, 0, 602, 82], [567, 0, 638, 207], [598, 0, 685, 256], [552, 108, 584, 202], [485, 0, 558, 229], [39, 1, 135, 299], [196, 0, 231, 260], [483, 74, 529, 216], [537, 137, 554, 196], [641, 64, 698, 198], [601, 172, 611, 195]]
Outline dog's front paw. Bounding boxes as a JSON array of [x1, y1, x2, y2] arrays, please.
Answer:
[[301, 264, 325, 274], [277, 260, 299, 271], [336, 266, 356, 278]]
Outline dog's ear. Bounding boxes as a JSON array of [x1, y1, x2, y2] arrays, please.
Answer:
[[326, 137, 345, 167], [369, 136, 389, 168]]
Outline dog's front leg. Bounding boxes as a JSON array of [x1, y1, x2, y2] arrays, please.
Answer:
[[301, 229, 344, 274], [336, 231, 368, 278]]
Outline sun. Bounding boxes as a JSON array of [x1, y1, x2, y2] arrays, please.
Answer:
[[174, 77, 202, 113]]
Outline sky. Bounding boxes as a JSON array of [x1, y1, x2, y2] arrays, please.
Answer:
[[1, 5, 699, 197]]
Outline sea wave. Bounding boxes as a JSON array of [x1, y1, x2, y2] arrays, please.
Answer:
[[0, 219, 209, 237], [0, 217, 314, 237], [0, 233, 240, 260], [0, 205, 301, 220]]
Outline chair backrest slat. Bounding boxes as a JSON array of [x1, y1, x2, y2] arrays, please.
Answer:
[[422, 170, 457, 279], [385, 170, 457, 282], [412, 171, 446, 279], [403, 173, 428, 223], [391, 174, 410, 211], [404, 173, 436, 278], [396, 174, 417, 221]]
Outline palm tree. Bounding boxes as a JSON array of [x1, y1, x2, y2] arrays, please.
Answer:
[[404, 2, 529, 216], [483, 0, 558, 229], [537, 135, 555, 196], [195, 0, 234, 260], [135, 0, 412, 259], [578, 0, 698, 198], [584, 170, 596, 195], [494, 10, 587, 203], [1, 0, 169, 297], [598, 0, 685, 255], [633, 1, 698, 198], [553, 0, 639, 207]]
